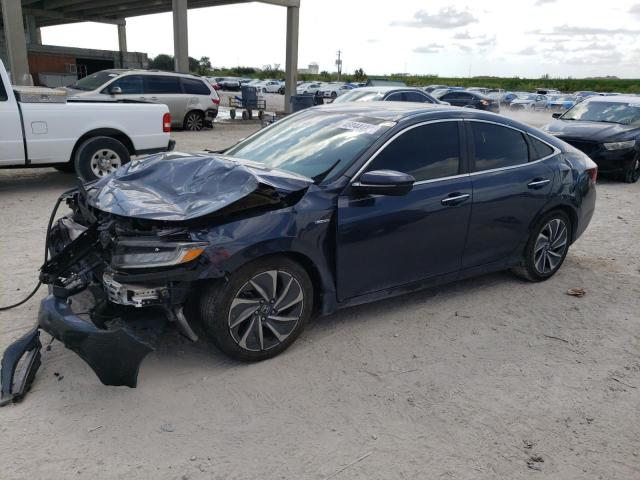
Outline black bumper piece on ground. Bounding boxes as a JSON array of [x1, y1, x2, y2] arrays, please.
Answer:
[[38, 295, 153, 387], [0, 327, 41, 406]]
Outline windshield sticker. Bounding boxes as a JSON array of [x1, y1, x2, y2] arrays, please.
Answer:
[[338, 121, 381, 135]]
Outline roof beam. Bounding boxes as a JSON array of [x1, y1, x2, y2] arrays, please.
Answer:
[[23, 6, 125, 24]]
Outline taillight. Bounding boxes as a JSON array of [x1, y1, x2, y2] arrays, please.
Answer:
[[212, 97, 220, 105], [586, 166, 598, 184], [163, 113, 171, 132]]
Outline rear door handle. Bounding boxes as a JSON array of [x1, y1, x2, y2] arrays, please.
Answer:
[[527, 178, 550, 189], [149, 96, 158, 101], [441, 193, 470, 206]]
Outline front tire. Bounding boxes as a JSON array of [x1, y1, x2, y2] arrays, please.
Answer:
[[74, 136, 130, 182], [622, 155, 640, 183], [512, 210, 571, 282], [199, 257, 313, 361]]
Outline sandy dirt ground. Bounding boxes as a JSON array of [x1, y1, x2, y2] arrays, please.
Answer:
[[0, 115, 639, 480]]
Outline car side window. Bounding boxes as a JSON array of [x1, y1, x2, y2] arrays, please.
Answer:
[[109, 75, 144, 94], [386, 92, 404, 101], [365, 122, 461, 182], [404, 91, 430, 103], [470, 122, 529, 171], [529, 136, 555, 160], [145, 75, 182, 94], [182, 78, 210, 95]]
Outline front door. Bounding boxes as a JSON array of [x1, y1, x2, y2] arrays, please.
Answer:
[[462, 120, 557, 269], [336, 120, 472, 301]]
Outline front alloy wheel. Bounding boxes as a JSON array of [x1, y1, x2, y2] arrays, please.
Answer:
[[199, 257, 313, 361], [228, 270, 304, 352]]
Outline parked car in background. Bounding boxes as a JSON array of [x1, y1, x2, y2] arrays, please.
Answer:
[[217, 77, 241, 91], [547, 95, 578, 112], [66, 69, 220, 131], [320, 83, 354, 99], [509, 93, 548, 111], [297, 82, 326, 95], [437, 90, 500, 112], [0, 60, 174, 182], [542, 95, 640, 182], [332, 86, 442, 104], [33, 101, 596, 387], [205, 77, 222, 90], [574, 91, 599, 101], [257, 80, 283, 94], [467, 87, 491, 95], [424, 84, 449, 93]]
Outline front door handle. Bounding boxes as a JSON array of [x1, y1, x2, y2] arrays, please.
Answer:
[[149, 96, 158, 101], [441, 193, 470, 206], [527, 178, 550, 189]]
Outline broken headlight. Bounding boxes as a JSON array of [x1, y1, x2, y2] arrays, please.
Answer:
[[112, 240, 208, 269]]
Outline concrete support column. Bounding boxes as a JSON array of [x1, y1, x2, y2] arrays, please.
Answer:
[[117, 23, 127, 53], [1, 0, 32, 85], [172, 0, 188, 72], [26, 15, 40, 45], [284, 5, 299, 113]]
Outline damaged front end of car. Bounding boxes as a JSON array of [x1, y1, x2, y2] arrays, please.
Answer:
[[1, 153, 311, 405]]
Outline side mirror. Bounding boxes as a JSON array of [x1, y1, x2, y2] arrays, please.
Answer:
[[110, 86, 122, 95], [353, 170, 415, 196], [552, 112, 562, 119]]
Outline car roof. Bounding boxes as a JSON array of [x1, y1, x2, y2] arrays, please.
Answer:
[[108, 69, 202, 79], [584, 95, 639, 103]]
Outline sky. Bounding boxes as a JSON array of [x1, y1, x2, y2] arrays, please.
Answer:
[[40, 0, 640, 79]]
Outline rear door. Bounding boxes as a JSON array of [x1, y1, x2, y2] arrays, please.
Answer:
[[336, 120, 472, 300], [462, 120, 558, 269], [144, 75, 186, 125], [0, 72, 24, 165]]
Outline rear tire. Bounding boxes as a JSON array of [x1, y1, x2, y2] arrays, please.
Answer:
[[512, 210, 571, 282], [199, 256, 314, 362], [183, 111, 204, 131], [74, 136, 130, 182]]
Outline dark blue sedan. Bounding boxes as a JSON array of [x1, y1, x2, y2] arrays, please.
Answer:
[[8, 103, 597, 394]]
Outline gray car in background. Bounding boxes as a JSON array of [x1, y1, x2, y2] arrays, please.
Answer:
[[66, 69, 220, 131]]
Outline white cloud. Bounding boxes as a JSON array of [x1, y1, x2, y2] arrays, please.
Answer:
[[392, 8, 477, 29]]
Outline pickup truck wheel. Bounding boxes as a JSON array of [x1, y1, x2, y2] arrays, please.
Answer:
[[75, 136, 129, 182], [183, 111, 204, 131]]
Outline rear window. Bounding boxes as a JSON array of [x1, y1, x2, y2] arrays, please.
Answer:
[[182, 78, 210, 95], [470, 122, 529, 171], [146, 75, 182, 94], [529, 136, 555, 160]]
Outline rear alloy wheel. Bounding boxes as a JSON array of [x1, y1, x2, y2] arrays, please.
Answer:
[[512, 211, 571, 282], [200, 257, 313, 361], [183, 111, 204, 131], [622, 155, 640, 183]]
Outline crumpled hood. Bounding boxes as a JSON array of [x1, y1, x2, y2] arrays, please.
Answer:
[[86, 152, 312, 221], [544, 120, 639, 142]]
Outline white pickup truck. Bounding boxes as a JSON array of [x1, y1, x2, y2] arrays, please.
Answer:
[[0, 60, 174, 181]]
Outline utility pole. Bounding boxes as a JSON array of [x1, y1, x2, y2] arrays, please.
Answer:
[[335, 50, 343, 81]]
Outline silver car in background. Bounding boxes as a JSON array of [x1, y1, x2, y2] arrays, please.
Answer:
[[66, 69, 220, 131]]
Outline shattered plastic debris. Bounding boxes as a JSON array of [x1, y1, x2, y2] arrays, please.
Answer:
[[566, 287, 586, 298], [86, 152, 311, 221]]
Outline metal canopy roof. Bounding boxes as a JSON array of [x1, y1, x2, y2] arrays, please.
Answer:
[[20, 0, 299, 27]]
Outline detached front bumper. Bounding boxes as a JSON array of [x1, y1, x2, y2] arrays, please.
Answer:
[[38, 294, 154, 387]]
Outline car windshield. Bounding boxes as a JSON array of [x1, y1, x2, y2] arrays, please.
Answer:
[[517, 94, 536, 100], [561, 101, 640, 125], [68, 71, 120, 91], [225, 110, 395, 181], [333, 90, 385, 103]]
